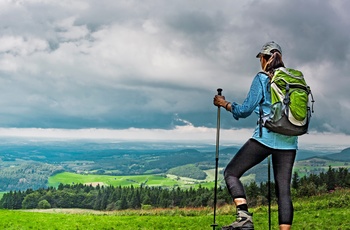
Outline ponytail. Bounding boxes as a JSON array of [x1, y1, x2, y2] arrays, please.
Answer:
[[263, 51, 285, 79]]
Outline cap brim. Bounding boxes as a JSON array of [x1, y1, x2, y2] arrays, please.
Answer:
[[256, 53, 261, 58]]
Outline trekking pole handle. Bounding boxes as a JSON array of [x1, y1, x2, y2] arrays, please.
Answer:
[[217, 88, 222, 96]]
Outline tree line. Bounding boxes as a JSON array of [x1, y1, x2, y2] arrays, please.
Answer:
[[1, 166, 349, 210]]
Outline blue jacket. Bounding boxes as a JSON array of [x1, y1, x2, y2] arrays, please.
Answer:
[[230, 72, 298, 150]]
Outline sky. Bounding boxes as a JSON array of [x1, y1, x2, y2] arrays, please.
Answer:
[[0, 0, 349, 149]]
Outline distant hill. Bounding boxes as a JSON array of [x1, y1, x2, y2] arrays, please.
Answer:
[[296, 149, 323, 160], [320, 147, 350, 161]]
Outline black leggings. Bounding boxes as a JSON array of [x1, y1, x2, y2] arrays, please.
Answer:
[[224, 139, 296, 225]]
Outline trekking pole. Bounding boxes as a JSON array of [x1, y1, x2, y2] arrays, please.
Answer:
[[211, 88, 222, 230], [268, 155, 271, 230]]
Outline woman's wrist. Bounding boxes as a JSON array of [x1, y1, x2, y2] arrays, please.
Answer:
[[225, 101, 231, 111]]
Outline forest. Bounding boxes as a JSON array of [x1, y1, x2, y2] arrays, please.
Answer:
[[1, 166, 349, 210]]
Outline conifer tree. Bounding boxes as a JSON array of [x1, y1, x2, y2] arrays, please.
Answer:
[[292, 171, 300, 189]]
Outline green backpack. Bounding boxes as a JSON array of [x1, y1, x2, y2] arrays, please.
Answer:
[[260, 67, 315, 136]]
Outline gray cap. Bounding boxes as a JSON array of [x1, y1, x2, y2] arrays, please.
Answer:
[[256, 41, 282, 58]]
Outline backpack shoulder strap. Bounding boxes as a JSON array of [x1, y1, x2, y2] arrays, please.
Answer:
[[257, 72, 269, 137]]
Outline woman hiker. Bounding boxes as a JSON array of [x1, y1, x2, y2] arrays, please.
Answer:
[[213, 41, 297, 230]]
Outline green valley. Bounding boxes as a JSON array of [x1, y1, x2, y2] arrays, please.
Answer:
[[1, 139, 350, 192]]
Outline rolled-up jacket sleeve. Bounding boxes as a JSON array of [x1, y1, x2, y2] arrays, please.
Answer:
[[230, 74, 264, 120]]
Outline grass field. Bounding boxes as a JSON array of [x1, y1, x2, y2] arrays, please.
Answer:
[[48, 172, 215, 188], [0, 206, 349, 229], [47, 171, 261, 189], [0, 189, 349, 229]]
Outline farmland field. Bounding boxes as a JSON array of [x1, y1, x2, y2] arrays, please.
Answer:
[[48, 172, 215, 188], [47, 170, 264, 189]]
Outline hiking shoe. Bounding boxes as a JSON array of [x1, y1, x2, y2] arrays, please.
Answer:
[[221, 209, 254, 230]]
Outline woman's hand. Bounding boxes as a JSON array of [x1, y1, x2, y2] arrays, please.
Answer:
[[213, 95, 226, 107]]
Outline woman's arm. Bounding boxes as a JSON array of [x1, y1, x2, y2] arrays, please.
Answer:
[[214, 74, 265, 120]]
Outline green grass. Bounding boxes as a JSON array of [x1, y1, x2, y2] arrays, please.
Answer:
[[0, 206, 349, 229], [48, 170, 264, 190], [293, 208, 350, 229], [1, 189, 349, 229], [221, 208, 350, 230], [48, 172, 214, 189]]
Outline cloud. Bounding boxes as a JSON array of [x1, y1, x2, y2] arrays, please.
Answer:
[[0, 127, 349, 152], [0, 0, 349, 141]]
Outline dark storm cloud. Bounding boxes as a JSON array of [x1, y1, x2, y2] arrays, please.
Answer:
[[0, 0, 349, 136]]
